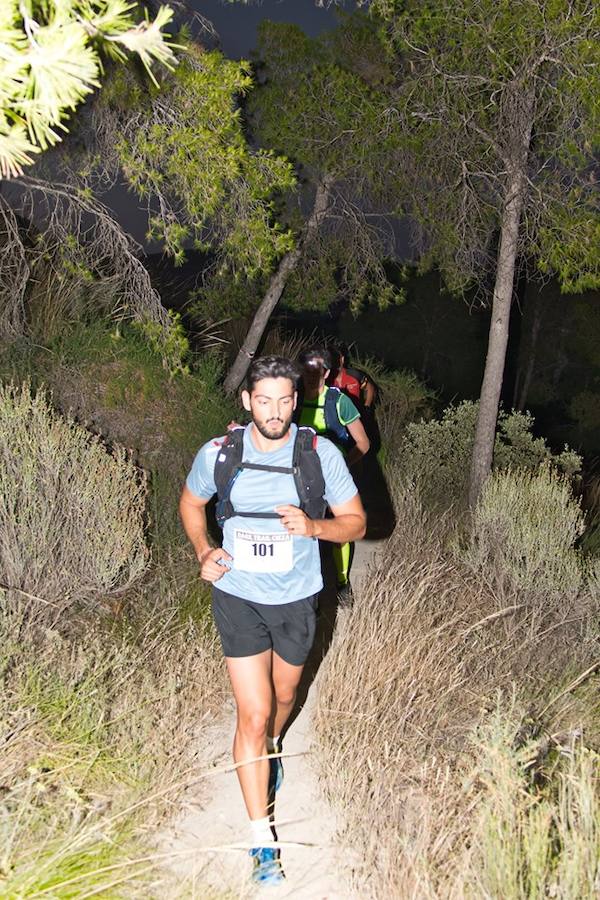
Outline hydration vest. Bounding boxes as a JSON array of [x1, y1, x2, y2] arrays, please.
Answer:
[[213, 426, 328, 528], [299, 386, 350, 447]]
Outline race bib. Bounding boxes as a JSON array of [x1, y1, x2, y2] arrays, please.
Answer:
[[233, 529, 293, 573]]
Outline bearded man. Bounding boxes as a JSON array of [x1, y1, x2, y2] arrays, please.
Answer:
[[179, 355, 366, 885]]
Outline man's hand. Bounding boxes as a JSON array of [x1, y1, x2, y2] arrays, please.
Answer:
[[198, 547, 233, 582], [275, 505, 316, 537]]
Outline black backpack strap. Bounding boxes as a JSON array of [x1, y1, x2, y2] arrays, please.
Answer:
[[214, 425, 328, 527], [292, 427, 328, 520], [214, 427, 245, 527], [324, 387, 350, 446]]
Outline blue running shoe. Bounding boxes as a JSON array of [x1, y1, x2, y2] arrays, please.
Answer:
[[268, 752, 284, 796], [249, 847, 285, 885]]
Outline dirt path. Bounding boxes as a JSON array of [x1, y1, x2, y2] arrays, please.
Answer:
[[161, 537, 385, 898]]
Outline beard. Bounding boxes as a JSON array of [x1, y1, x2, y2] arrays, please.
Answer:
[[253, 413, 293, 441]]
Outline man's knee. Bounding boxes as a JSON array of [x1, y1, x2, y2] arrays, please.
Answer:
[[274, 684, 297, 708], [238, 706, 270, 741]]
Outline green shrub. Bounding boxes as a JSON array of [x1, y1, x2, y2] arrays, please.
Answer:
[[399, 400, 581, 510], [461, 707, 600, 900], [375, 369, 435, 462], [0, 382, 149, 618], [463, 465, 585, 595], [1, 324, 240, 557]]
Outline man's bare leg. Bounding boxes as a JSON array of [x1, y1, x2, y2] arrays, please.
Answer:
[[226, 651, 273, 820], [270, 651, 305, 740]]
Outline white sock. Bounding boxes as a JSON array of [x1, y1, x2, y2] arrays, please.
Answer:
[[267, 734, 280, 753], [250, 816, 273, 846]]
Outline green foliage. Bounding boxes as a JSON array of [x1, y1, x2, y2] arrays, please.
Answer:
[[353, 357, 435, 464], [0, 0, 176, 177], [369, 0, 600, 296], [0, 323, 239, 554], [492, 410, 582, 474], [108, 44, 296, 274], [250, 21, 396, 183], [285, 242, 406, 317], [463, 465, 586, 595], [400, 400, 582, 510], [233, 16, 403, 315], [537, 208, 600, 295], [138, 310, 190, 377], [282, 242, 347, 314], [190, 272, 268, 321]]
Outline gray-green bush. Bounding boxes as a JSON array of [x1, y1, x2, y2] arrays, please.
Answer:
[[399, 401, 581, 511], [0, 382, 149, 618], [463, 465, 586, 595]]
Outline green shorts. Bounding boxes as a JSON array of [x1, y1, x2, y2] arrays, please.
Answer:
[[211, 586, 318, 666]]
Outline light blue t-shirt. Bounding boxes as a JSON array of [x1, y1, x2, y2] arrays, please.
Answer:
[[186, 423, 357, 604]]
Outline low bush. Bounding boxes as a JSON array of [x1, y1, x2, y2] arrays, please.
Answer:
[[0, 323, 239, 554], [463, 465, 586, 595], [399, 401, 581, 511], [372, 367, 435, 460], [0, 382, 148, 618]]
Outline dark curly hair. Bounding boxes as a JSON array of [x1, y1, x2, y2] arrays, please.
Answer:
[[298, 346, 333, 372], [245, 356, 301, 393]]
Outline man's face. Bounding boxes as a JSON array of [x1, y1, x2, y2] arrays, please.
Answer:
[[242, 377, 297, 440]]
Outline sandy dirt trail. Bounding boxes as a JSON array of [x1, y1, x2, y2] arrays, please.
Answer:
[[161, 536, 385, 898]]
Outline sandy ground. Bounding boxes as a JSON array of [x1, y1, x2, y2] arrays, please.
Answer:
[[160, 534, 387, 898]]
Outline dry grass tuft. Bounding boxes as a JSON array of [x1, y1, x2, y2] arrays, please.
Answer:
[[0, 554, 229, 896], [314, 472, 599, 898]]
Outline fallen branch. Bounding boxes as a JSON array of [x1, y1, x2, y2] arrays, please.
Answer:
[[539, 660, 600, 718]]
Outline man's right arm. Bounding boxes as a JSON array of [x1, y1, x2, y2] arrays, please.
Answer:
[[179, 486, 232, 581]]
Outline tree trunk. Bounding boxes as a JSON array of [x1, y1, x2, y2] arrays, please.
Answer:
[[223, 177, 333, 395], [467, 174, 527, 506], [468, 86, 535, 507]]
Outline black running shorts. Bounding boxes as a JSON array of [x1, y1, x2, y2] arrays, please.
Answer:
[[211, 586, 318, 666]]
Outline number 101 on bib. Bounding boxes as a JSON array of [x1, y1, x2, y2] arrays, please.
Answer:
[[233, 529, 294, 573]]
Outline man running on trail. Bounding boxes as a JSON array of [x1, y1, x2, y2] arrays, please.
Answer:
[[297, 346, 370, 597], [179, 356, 366, 886]]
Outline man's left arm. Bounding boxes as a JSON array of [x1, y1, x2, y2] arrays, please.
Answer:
[[276, 494, 366, 543], [338, 393, 370, 467], [361, 377, 376, 408], [345, 417, 370, 467]]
